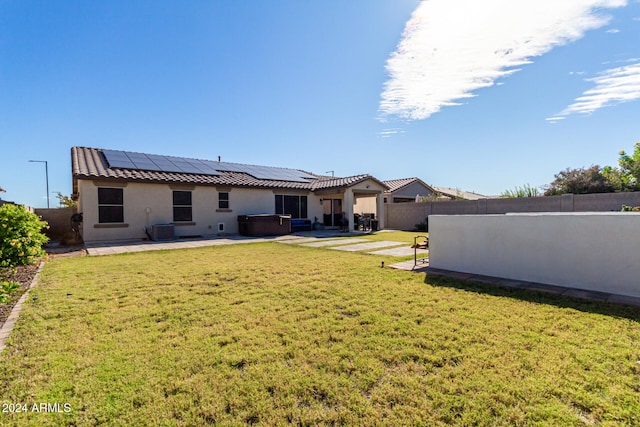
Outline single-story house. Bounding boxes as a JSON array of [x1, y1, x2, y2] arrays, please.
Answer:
[[71, 147, 388, 242], [384, 178, 437, 203], [431, 186, 488, 200], [354, 178, 490, 213]]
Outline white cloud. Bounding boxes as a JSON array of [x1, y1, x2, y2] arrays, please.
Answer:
[[379, 0, 627, 120], [378, 128, 406, 138], [606, 28, 621, 32], [554, 62, 640, 117]]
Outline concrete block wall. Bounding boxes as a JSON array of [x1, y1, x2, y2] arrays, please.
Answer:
[[385, 192, 640, 230], [34, 207, 78, 241], [384, 202, 430, 231]]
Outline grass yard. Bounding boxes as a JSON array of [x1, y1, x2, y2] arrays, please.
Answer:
[[357, 230, 429, 244], [1, 241, 640, 426]]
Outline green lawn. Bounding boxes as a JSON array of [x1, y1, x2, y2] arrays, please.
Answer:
[[1, 241, 640, 426], [358, 230, 428, 244]]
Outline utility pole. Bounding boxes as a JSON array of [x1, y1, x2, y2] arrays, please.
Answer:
[[28, 160, 49, 208]]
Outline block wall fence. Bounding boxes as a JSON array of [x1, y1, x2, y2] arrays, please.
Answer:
[[34, 207, 77, 240], [384, 192, 640, 230]]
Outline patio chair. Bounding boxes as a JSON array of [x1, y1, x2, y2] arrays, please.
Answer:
[[413, 235, 429, 266]]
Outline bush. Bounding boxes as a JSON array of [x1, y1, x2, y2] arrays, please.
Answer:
[[0, 280, 20, 304], [621, 205, 640, 212], [544, 165, 614, 196], [415, 217, 428, 232], [501, 183, 540, 198], [0, 204, 49, 268]]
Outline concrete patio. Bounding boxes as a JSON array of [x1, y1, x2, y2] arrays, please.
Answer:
[[84, 230, 377, 256]]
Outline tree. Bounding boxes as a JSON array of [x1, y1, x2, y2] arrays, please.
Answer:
[[617, 142, 640, 190], [501, 184, 540, 198], [601, 165, 629, 192], [599, 142, 640, 192], [543, 165, 614, 196], [55, 192, 77, 208]]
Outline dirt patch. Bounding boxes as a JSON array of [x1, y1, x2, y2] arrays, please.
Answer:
[[45, 242, 86, 258], [0, 264, 40, 329]]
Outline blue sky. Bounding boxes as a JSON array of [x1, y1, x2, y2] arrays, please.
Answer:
[[1, 0, 639, 207]]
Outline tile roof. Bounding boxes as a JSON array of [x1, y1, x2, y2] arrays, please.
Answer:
[[432, 186, 489, 200], [384, 178, 429, 193], [383, 177, 435, 194], [72, 147, 385, 192], [383, 178, 488, 200]]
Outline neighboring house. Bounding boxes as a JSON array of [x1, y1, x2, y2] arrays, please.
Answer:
[[432, 186, 488, 200], [384, 178, 437, 203], [71, 147, 388, 242]]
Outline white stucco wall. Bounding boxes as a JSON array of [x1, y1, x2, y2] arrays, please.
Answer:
[[78, 180, 322, 242], [429, 213, 640, 298]]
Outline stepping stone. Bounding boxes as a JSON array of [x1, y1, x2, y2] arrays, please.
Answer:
[[279, 237, 324, 244], [331, 241, 405, 252], [388, 259, 430, 271], [301, 238, 367, 248], [368, 246, 429, 256]]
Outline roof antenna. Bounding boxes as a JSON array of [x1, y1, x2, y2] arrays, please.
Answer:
[[325, 170, 334, 177], [218, 156, 221, 163]]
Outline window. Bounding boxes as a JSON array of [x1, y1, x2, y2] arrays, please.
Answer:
[[275, 195, 307, 219], [98, 188, 124, 223], [218, 192, 229, 209], [173, 191, 192, 222]]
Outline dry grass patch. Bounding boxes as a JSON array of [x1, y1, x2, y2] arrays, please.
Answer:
[[0, 242, 639, 426]]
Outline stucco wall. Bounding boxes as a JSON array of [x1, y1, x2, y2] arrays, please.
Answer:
[[78, 180, 323, 242], [429, 213, 640, 298]]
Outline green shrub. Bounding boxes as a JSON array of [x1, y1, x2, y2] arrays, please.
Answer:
[[621, 205, 640, 212], [501, 183, 540, 198], [2, 280, 20, 294], [414, 217, 428, 232], [0, 204, 49, 268], [0, 280, 20, 304]]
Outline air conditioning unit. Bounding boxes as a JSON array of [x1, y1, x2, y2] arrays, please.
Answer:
[[150, 224, 175, 241]]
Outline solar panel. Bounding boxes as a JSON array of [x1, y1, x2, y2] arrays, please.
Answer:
[[103, 150, 136, 169], [133, 161, 163, 171], [102, 149, 316, 181]]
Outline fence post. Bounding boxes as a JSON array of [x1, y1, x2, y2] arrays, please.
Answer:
[[477, 199, 487, 214], [560, 194, 574, 212]]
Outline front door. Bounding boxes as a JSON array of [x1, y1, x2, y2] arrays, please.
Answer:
[[322, 199, 342, 227]]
